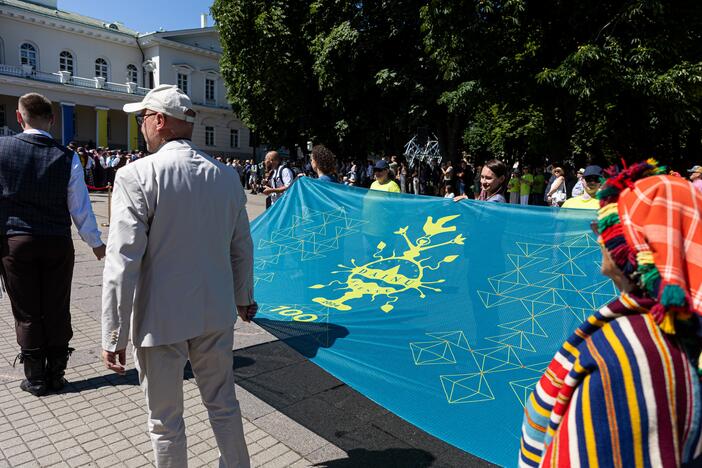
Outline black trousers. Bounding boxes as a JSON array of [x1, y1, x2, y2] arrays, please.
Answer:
[[0, 235, 74, 350]]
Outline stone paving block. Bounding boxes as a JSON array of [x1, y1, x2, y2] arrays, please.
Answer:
[[2, 442, 29, 457], [189, 440, 210, 456], [305, 443, 349, 465], [257, 435, 278, 450], [95, 454, 123, 467], [199, 449, 220, 463], [124, 454, 151, 467], [247, 442, 265, 457], [0, 437, 23, 450], [26, 436, 51, 450], [253, 410, 331, 457], [8, 451, 35, 466], [37, 453, 64, 466], [237, 385, 277, 421], [116, 446, 142, 460], [264, 450, 302, 468], [32, 444, 57, 459], [66, 453, 92, 466], [251, 443, 289, 467], [60, 445, 86, 459]]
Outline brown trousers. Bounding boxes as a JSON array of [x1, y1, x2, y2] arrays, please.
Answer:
[[0, 235, 74, 350]]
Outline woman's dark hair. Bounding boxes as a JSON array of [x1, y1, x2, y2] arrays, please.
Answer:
[[311, 145, 337, 175], [483, 159, 508, 194]]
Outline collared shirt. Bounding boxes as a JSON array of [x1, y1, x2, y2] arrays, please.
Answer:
[[23, 129, 102, 247]]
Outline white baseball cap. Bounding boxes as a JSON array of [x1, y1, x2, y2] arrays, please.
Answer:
[[123, 84, 196, 123]]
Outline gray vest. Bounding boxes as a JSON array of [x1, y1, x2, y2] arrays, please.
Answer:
[[0, 133, 72, 237]]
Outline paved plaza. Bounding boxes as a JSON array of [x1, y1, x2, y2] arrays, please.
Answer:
[[0, 191, 348, 467]]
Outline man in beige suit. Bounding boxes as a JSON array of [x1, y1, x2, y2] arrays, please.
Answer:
[[101, 85, 256, 467]]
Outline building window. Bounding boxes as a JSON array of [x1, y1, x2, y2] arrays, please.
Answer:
[[148, 71, 154, 89], [59, 51, 74, 74], [127, 64, 138, 83], [0, 104, 6, 127], [230, 129, 239, 148], [107, 116, 112, 140], [205, 126, 214, 146], [0, 37, 5, 64], [20, 43, 37, 69], [95, 58, 109, 79], [205, 78, 215, 103], [177, 73, 189, 95]]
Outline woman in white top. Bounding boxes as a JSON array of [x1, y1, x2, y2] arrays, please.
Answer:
[[546, 167, 566, 206]]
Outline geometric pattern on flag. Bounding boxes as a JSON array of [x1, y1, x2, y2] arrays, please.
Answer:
[[410, 234, 618, 406], [254, 207, 368, 284]]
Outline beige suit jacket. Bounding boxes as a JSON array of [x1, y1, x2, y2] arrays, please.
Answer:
[[101, 140, 254, 351]]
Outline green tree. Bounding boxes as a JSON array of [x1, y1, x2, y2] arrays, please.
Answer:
[[211, 0, 328, 154]]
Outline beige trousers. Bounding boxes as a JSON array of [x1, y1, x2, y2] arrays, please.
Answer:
[[133, 328, 250, 468]]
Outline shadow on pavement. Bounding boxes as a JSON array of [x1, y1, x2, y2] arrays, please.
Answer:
[[313, 448, 435, 468], [252, 318, 349, 358], [61, 368, 140, 393], [61, 353, 256, 394]]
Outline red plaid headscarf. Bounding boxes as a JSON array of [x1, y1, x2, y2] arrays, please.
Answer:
[[597, 161, 702, 333]]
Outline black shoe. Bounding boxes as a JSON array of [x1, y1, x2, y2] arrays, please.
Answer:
[[15, 349, 47, 397], [46, 347, 74, 392], [19, 379, 47, 397]]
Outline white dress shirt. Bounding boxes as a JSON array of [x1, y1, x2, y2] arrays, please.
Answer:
[[23, 129, 103, 248]]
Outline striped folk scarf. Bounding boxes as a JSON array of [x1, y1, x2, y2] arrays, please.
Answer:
[[520, 293, 702, 467]]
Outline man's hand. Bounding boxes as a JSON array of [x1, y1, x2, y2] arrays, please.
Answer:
[[237, 302, 258, 323], [102, 349, 126, 375], [262, 187, 273, 195], [93, 244, 106, 260]]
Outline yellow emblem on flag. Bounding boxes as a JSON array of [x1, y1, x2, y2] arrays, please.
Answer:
[[309, 215, 465, 313]]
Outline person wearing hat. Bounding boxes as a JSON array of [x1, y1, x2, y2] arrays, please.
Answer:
[[0, 93, 105, 397], [101, 84, 256, 467], [520, 160, 702, 466], [561, 165, 603, 209], [688, 164, 702, 193], [370, 160, 400, 192], [571, 167, 586, 197]]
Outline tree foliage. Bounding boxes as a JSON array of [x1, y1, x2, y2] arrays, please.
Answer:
[[213, 0, 702, 167]]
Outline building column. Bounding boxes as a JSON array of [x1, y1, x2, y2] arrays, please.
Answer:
[[60, 102, 75, 145], [127, 113, 139, 151], [95, 106, 108, 148]]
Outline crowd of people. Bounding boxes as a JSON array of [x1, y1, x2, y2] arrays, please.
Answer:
[[74, 135, 702, 214], [245, 146, 701, 214]]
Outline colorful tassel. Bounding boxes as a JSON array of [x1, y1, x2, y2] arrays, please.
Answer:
[[659, 311, 676, 334], [660, 284, 687, 308], [649, 302, 666, 325]]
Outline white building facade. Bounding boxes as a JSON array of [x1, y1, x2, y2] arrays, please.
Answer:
[[0, 0, 253, 159]]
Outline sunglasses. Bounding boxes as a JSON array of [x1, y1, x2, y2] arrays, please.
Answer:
[[584, 176, 601, 183], [135, 112, 158, 126]]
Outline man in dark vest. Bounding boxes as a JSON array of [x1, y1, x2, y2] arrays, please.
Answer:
[[0, 93, 105, 396]]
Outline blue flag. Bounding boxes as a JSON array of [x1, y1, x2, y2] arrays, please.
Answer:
[[251, 178, 617, 467]]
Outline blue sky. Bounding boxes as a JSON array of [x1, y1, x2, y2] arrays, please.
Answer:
[[60, 0, 215, 33]]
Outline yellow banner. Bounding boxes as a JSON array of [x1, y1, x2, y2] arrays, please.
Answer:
[[128, 114, 138, 151], [96, 108, 108, 148]]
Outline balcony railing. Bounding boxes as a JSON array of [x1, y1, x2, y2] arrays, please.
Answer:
[[0, 64, 151, 97]]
